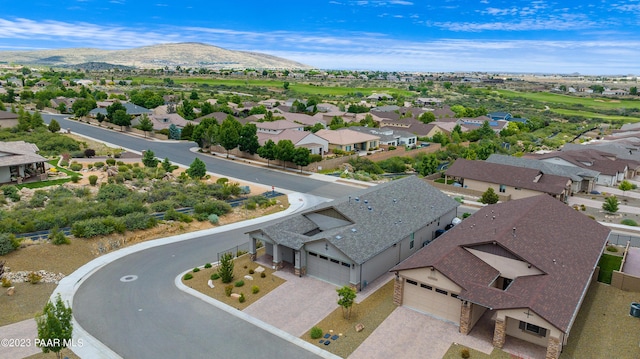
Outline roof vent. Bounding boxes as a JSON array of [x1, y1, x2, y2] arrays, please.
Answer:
[[364, 199, 369, 204], [355, 197, 360, 202], [367, 206, 372, 211], [351, 228, 357, 233], [335, 235, 342, 240], [393, 198, 397, 203]]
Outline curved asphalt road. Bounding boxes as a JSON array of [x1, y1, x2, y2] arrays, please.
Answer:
[[41, 115, 354, 358], [42, 114, 354, 199]]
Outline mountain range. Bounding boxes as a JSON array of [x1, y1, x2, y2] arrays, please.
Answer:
[[0, 43, 312, 70]]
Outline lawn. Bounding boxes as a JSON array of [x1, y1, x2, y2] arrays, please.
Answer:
[[495, 90, 640, 110], [598, 253, 623, 284], [550, 108, 639, 124], [300, 280, 396, 358]]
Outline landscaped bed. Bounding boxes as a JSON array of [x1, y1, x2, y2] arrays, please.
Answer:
[[598, 253, 623, 284], [181, 249, 285, 310], [301, 280, 396, 358]]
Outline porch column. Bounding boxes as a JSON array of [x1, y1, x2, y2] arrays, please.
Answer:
[[393, 274, 404, 306], [492, 318, 506, 348], [272, 243, 283, 269], [293, 250, 305, 276], [249, 237, 256, 261], [545, 336, 561, 359], [459, 301, 472, 335]]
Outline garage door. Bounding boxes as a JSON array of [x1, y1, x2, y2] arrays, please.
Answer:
[[403, 279, 461, 324], [307, 252, 350, 286]]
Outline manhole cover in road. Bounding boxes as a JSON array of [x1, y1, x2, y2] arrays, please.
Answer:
[[120, 275, 138, 282]]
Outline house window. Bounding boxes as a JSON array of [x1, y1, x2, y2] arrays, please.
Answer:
[[319, 255, 328, 260], [406, 279, 418, 286], [420, 284, 432, 290], [309, 252, 317, 257], [330, 258, 340, 264], [451, 293, 459, 298], [435, 288, 448, 295], [499, 185, 506, 193], [519, 321, 547, 337], [410, 240, 414, 249], [341, 262, 351, 268], [345, 145, 352, 151]]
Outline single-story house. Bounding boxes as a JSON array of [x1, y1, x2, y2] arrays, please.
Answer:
[[257, 129, 328, 155], [89, 102, 152, 117], [253, 120, 303, 134], [131, 113, 190, 131], [247, 176, 460, 290], [0, 141, 48, 183], [457, 117, 509, 133], [444, 158, 572, 202], [391, 194, 610, 359], [315, 128, 380, 152], [0, 110, 19, 128], [347, 126, 417, 147]]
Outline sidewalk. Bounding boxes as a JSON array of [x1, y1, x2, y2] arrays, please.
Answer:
[[0, 319, 40, 358]]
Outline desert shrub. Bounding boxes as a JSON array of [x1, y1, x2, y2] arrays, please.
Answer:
[[208, 214, 219, 224], [106, 158, 116, 166], [122, 212, 157, 231], [194, 201, 232, 216], [260, 272, 266, 278], [116, 161, 125, 166], [163, 209, 192, 223], [310, 326, 323, 339], [117, 165, 129, 173], [183, 273, 193, 280], [621, 219, 638, 226], [460, 348, 470, 359], [218, 252, 234, 283], [239, 293, 246, 303], [1, 277, 11, 287], [580, 204, 586, 211], [216, 177, 229, 185], [210, 273, 220, 280], [114, 174, 125, 184], [204, 263, 212, 269], [236, 249, 247, 256], [252, 285, 259, 294], [249, 269, 255, 274], [96, 183, 130, 201], [94, 161, 105, 168], [193, 267, 200, 272], [70, 174, 80, 183], [2, 185, 21, 202], [309, 154, 322, 163], [59, 160, 69, 167], [0, 233, 20, 255], [245, 201, 257, 210], [224, 285, 233, 296], [113, 200, 148, 217], [49, 227, 70, 245], [69, 162, 83, 171], [234, 280, 244, 287], [71, 216, 126, 238], [84, 148, 96, 158], [149, 200, 176, 213], [88, 175, 98, 186], [606, 245, 619, 253], [70, 151, 85, 158], [388, 146, 397, 150], [27, 271, 42, 284]]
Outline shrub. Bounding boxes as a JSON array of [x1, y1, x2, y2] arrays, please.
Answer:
[[84, 148, 96, 158], [183, 273, 193, 280], [245, 201, 257, 210], [27, 271, 42, 284], [194, 201, 232, 216], [621, 219, 638, 226], [106, 158, 116, 166], [70, 174, 80, 183], [122, 212, 157, 231], [606, 245, 619, 253], [239, 293, 246, 303], [150, 200, 176, 213], [1, 277, 11, 288], [218, 252, 234, 283], [260, 272, 266, 278], [248, 269, 255, 274], [94, 161, 105, 168], [0, 233, 20, 255], [2, 185, 21, 202], [208, 214, 219, 224], [118, 165, 130, 173], [388, 146, 397, 150], [310, 326, 323, 339], [252, 285, 259, 294], [234, 280, 245, 287], [462, 212, 471, 219], [69, 162, 83, 171], [193, 267, 200, 273], [580, 204, 586, 211], [460, 348, 470, 359], [210, 273, 220, 280], [224, 285, 233, 297], [49, 227, 70, 245], [59, 160, 69, 167], [204, 263, 212, 269]]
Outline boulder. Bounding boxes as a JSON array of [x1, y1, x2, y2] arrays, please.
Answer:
[[230, 293, 241, 298], [355, 323, 364, 332], [254, 266, 265, 273], [6, 287, 15, 296], [244, 275, 253, 281], [207, 280, 215, 289]]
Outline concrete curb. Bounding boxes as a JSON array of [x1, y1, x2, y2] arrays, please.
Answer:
[[174, 270, 342, 359], [51, 192, 330, 359]]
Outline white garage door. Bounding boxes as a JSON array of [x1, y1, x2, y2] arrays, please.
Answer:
[[307, 252, 350, 286], [403, 279, 461, 325]]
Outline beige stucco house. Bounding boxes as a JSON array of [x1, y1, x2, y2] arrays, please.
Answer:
[[0, 141, 47, 183], [391, 195, 610, 359], [0, 110, 19, 128], [315, 128, 380, 152]]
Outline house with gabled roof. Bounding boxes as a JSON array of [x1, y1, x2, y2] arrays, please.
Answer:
[[391, 195, 610, 359], [0, 141, 47, 183], [252, 119, 303, 134], [257, 129, 328, 155], [0, 110, 19, 128], [247, 176, 460, 289], [444, 158, 572, 202], [316, 128, 380, 152]]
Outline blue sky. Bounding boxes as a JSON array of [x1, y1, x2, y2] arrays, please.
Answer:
[[1, 0, 639, 74]]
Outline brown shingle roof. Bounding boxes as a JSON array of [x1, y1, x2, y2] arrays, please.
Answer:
[[392, 195, 610, 333], [445, 158, 570, 195]]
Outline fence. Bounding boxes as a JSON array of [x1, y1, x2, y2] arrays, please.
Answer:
[[217, 242, 250, 262], [608, 233, 640, 248]]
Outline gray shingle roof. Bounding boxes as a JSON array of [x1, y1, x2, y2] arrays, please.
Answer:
[[486, 154, 599, 182], [256, 176, 460, 264]]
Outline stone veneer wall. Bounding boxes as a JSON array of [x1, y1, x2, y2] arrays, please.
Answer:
[[393, 276, 404, 306], [492, 318, 506, 348], [545, 336, 561, 359]]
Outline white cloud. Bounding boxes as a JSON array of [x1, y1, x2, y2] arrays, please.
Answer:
[[389, 1, 413, 5]]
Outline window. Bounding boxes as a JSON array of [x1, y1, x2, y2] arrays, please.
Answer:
[[341, 262, 351, 268], [499, 185, 506, 193], [420, 284, 432, 290], [319, 255, 328, 260], [410, 240, 414, 249], [451, 293, 459, 298], [435, 288, 448, 295], [330, 258, 339, 264], [519, 321, 547, 337], [406, 279, 418, 286], [309, 252, 317, 257]]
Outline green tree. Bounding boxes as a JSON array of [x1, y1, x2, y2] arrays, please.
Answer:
[[619, 180, 633, 197], [0, 233, 19, 255], [71, 98, 96, 118], [336, 285, 357, 320], [292, 147, 311, 172], [418, 112, 436, 124], [48, 119, 61, 133], [200, 101, 215, 116], [257, 139, 276, 167], [631, 87, 638, 96], [168, 124, 181, 140], [275, 140, 296, 169], [161, 157, 176, 173], [112, 109, 130, 131], [56, 102, 67, 114], [29, 111, 45, 129], [179, 99, 196, 120], [36, 293, 73, 359], [218, 116, 242, 157], [137, 113, 154, 138], [106, 101, 126, 122], [283, 81, 290, 90], [186, 158, 207, 179], [142, 149, 159, 168], [603, 196, 619, 213], [189, 91, 199, 100], [238, 123, 260, 155], [218, 252, 234, 284], [480, 187, 500, 204], [417, 153, 439, 176]]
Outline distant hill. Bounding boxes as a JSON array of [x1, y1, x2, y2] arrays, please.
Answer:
[[0, 43, 312, 70]]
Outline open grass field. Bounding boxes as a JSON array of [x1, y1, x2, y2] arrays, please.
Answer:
[[495, 89, 640, 110], [550, 108, 639, 123], [132, 77, 414, 97]]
